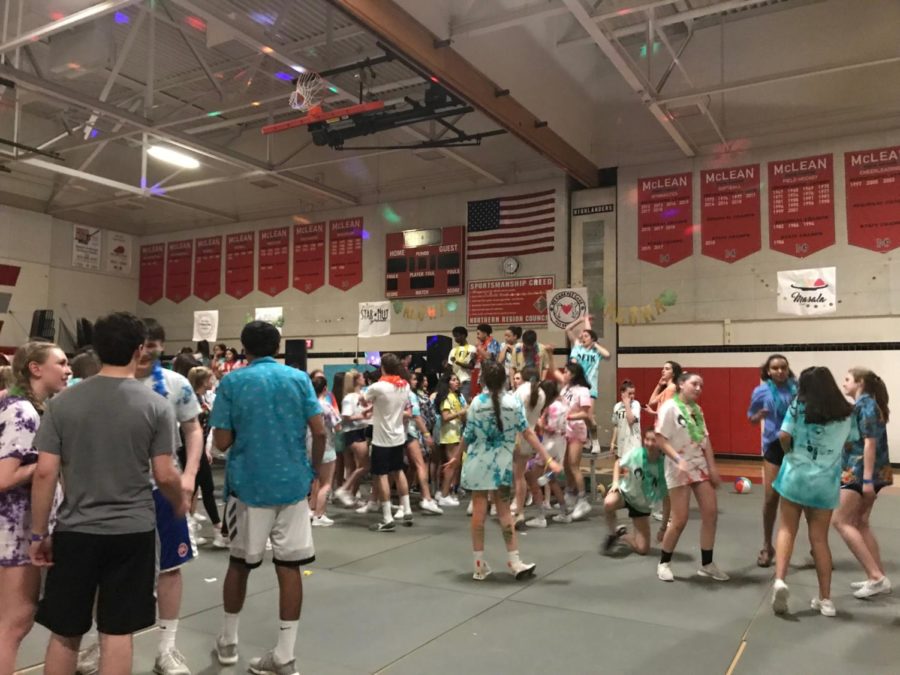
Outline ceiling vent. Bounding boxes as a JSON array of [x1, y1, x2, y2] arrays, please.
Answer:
[[249, 178, 279, 189]]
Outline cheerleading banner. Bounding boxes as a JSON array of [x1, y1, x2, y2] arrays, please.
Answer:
[[258, 226, 290, 296], [845, 145, 900, 253], [138, 243, 165, 305], [225, 231, 255, 299], [700, 164, 761, 263], [637, 172, 693, 267], [194, 236, 222, 301], [768, 154, 834, 258], [329, 217, 363, 290], [165, 240, 192, 303], [293, 222, 326, 293]]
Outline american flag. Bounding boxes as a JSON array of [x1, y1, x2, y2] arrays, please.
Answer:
[[467, 189, 556, 260]]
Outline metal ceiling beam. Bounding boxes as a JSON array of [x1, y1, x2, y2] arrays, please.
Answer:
[[0, 0, 144, 55], [329, 0, 598, 187], [160, 0, 224, 99], [449, 1, 571, 40]]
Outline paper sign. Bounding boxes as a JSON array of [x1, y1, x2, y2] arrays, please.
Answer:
[[358, 301, 391, 338], [777, 267, 837, 315], [547, 287, 589, 329], [192, 310, 219, 342]]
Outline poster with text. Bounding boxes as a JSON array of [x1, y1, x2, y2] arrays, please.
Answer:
[[329, 217, 363, 290], [258, 227, 290, 296], [700, 164, 761, 263], [777, 267, 836, 316], [293, 222, 326, 293], [225, 231, 255, 299], [165, 240, 193, 303], [637, 172, 693, 267], [106, 231, 133, 274], [138, 243, 165, 305], [845, 145, 900, 252], [467, 276, 554, 326], [768, 154, 834, 257], [194, 236, 222, 301], [358, 301, 391, 338], [72, 224, 101, 270]]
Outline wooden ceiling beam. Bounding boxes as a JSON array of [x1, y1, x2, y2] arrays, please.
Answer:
[[329, 0, 600, 188]]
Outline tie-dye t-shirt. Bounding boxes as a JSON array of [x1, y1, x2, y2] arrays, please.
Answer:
[[460, 391, 528, 490]]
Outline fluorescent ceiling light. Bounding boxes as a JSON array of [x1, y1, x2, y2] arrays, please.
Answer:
[[147, 145, 200, 169]]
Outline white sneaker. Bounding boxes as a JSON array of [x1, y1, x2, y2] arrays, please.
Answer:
[[334, 487, 356, 508], [212, 531, 229, 549], [698, 563, 730, 581], [153, 649, 191, 675], [510, 502, 518, 515], [552, 513, 572, 524], [651, 511, 664, 521], [772, 579, 789, 614], [508, 559, 536, 580], [525, 493, 533, 507], [195, 536, 208, 546], [311, 514, 334, 527], [355, 501, 379, 514], [473, 559, 492, 581], [447, 494, 461, 506], [76, 642, 100, 675], [193, 512, 208, 523], [571, 498, 592, 521], [214, 636, 238, 666], [811, 597, 836, 617], [525, 516, 547, 528], [657, 562, 674, 582], [438, 495, 458, 508], [853, 576, 892, 599], [393, 506, 406, 520], [490, 504, 498, 517], [265, 539, 273, 551], [466, 500, 474, 515], [420, 499, 443, 515]]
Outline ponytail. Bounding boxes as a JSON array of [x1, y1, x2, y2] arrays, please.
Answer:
[[521, 366, 540, 410], [851, 367, 890, 423], [483, 360, 506, 432]]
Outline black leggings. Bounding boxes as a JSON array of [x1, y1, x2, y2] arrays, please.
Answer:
[[176, 446, 220, 526]]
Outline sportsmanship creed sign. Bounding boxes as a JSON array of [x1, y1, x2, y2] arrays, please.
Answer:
[[637, 172, 693, 267], [225, 232, 255, 299], [165, 240, 193, 303], [467, 276, 554, 326], [258, 227, 289, 296], [329, 217, 363, 290], [845, 145, 900, 252], [139, 243, 165, 305], [768, 154, 834, 258], [194, 236, 222, 301], [700, 164, 761, 263], [293, 222, 326, 293]]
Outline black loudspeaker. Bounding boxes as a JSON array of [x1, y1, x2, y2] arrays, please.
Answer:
[[284, 339, 308, 371], [426, 335, 453, 374], [29, 310, 55, 341]]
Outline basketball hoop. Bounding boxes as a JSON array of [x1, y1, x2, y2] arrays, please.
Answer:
[[289, 72, 324, 112]]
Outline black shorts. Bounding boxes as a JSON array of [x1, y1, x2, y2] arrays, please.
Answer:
[[841, 482, 886, 495], [36, 530, 156, 637], [763, 438, 784, 466], [365, 426, 373, 441], [623, 496, 651, 519], [344, 428, 368, 445], [370, 444, 405, 475]]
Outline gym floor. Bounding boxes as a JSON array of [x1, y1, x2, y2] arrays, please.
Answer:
[[15, 481, 900, 674]]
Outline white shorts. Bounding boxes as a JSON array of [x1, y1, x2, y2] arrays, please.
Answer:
[[544, 434, 566, 462], [224, 497, 315, 568]]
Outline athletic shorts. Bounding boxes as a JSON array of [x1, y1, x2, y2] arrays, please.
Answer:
[[841, 482, 886, 495], [36, 530, 156, 637], [344, 428, 368, 445], [566, 421, 588, 444], [154, 489, 194, 572], [365, 426, 373, 441], [763, 438, 784, 466], [371, 443, 406, 475], [224, 497, 315, 569], [623, 496, 651, 519]]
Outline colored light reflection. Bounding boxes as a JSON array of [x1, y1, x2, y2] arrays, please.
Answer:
[[185, 16, 206, 31], [662, 208, 680, 218], [89, 128, 99, 139], [206, 110, 223, 117], [261, 46, 274, 55], [114, 11, 129, 24], [274, 72, 293, 82], [249, 12, 275, 26], [429, 76, 440, 83], [381, 205, 401, 224], [50, 11, 65, 21], [360, 229, 371, 240], [328, 85, 339, 93], [149, 185, 167, 196], [639, 42, 661, 58]]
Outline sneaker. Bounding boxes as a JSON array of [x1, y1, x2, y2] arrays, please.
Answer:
[[514, 517, 526, 532], [698, 563, 730, 581], [195, 536, 208, 546], [564, 493, 577, 509], [525, 516, 548, 528], [402, 511, 414, 527], [355, 501, 379, 514], [525, 493, 533, 507], [187, 516, 200, 533], [771, 579, 790, 615], [510, 501, 518, 515], [370, 519, 396, 532], [193, 512, 208, 523], [602, 534, 618, 554], [552, 513, 572, 524], [311, 514, 334, 527], [657, 562, 674, 582], [473, 559, 492, 581], [153, 649, 191, 675], [76, 642, 100, 675], [467, 500, 474, 516], [447, 494, 461, 506], [508, 559, 537, 580], [571, 498, 592, 521], [212, 531, 229, 549], [438, 495, 458, 508], [651, 511, 664, 522], [420, 499, 443, 515], [214, 636, 239, 666], [811, 597, 836, 617], [490, 504, 498, 517], [334, 487, 356, 507], [615, 525, 627, 538], [248, 650, 299, 675], [853, 576, 892, 599], [393, 506, 406, 519]]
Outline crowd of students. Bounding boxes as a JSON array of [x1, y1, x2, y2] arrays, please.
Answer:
[[0, 314, 893, 674]]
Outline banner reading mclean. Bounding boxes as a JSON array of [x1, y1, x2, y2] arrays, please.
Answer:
[[637, 172, 693, 268], [547, 287, 589, 330], [777, 267, 837, 316], [700, 164, 761, 263], [467, 276, 554, 326], [358, 301, 391, 338], [139, 243, 165, 305], [845, 145, 900, 253], [768, 154, 835, 258]]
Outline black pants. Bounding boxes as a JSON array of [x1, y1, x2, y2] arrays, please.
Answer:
[[177, 446, 220, 526]]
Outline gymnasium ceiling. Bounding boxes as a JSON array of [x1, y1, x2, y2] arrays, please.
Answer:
[[0, 0, 897, 235]]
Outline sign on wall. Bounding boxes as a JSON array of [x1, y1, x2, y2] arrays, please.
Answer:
[[700, 164, 761, 263], [768, 154, 835, 258], [106, 231, 132, 274], [329, 217, 363, 290], [845, 145, 900, 253], [165, 240, 193, 303], [258, 227, 290, 296], [547, 287, 589, 329], [192, 310, 218, 342], [194, 236, 222, 301], [225, 231, 255, 299], [385, 225, 465, 298], [72, 224, 101, 270], [138, 243, 165, 305], [358, 301, 391, 337], [467, 276, 554, 326], [255, 306, 284, 333], [637, 172, 693, 267], [777, 267, 837, 316], [292, 222, 326, 293]]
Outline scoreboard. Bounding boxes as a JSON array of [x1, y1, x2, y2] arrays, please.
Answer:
[[385, 225, 465, 298]]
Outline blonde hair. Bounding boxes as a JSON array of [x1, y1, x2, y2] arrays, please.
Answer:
[[188, 366, 213, 392], [342, 369, 361, 401], [0, 365, 12, 390], [11, 341, 61, 413]]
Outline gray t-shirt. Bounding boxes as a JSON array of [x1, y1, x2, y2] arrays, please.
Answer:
[[34, 376, 177, 535]]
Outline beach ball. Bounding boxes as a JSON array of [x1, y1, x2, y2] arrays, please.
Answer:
[[734, 477, 753, 494]]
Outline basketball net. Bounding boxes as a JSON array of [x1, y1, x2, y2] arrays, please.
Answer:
[[289, 72, 324, 112]]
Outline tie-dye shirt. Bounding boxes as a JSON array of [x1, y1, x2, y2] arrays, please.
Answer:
[[460, 391, 528, 490]]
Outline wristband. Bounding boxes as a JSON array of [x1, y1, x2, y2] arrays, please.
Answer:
[[30, 532, 48, 542], [863, 478, 874, 485]]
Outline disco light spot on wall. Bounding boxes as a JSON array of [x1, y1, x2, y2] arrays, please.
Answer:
[[274, 71, 294, 82], [249, 12, 275, 26], [114, 11, 129, 24], [382, 205, 402, 224]]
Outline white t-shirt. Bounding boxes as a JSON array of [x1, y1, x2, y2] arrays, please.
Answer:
[[612, 400, 642, 457], [363, 380, 408, 447], [139, 366, 201, 485], [448, 344, 476, 383], [340, 392, 367, 431], [515, 382, 546, 429]]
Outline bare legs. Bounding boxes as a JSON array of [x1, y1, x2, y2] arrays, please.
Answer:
[[405, 440, 434, 502], [338, 441, 369, 498], [311, 461, 335, 518], [775, 498, 833, 600], [470, 488, 519, 554], [440, 443, 461, 497], [660, 482, 718, 554], [0, 565, 41, 674], [760, 460, 781, 565], [833, 489, 884, 581], [603, 490, 651, 555], [44, 633, 132, 675]]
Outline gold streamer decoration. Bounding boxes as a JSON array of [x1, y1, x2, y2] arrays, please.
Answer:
[[393, 298, 460, 321], [594, 290, 678, 326]]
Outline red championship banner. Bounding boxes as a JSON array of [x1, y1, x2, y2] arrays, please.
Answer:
[[329, 217, 363, 290], [638, 172, 693, 267], [193, 236, 221, 301], [768, 154, 834, 258], [700, 164, 760, 263], [225, 231, 255, 299], [293, 222, 326, 293], [165, 240, 192, 303], [467, 276, 554, 326], [845, 145, 900, 252], [258, 226, 290, 296], [139, 243, 165, 305]]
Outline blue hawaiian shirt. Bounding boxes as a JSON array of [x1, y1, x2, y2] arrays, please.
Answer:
[[842, 394, 893, 489]]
